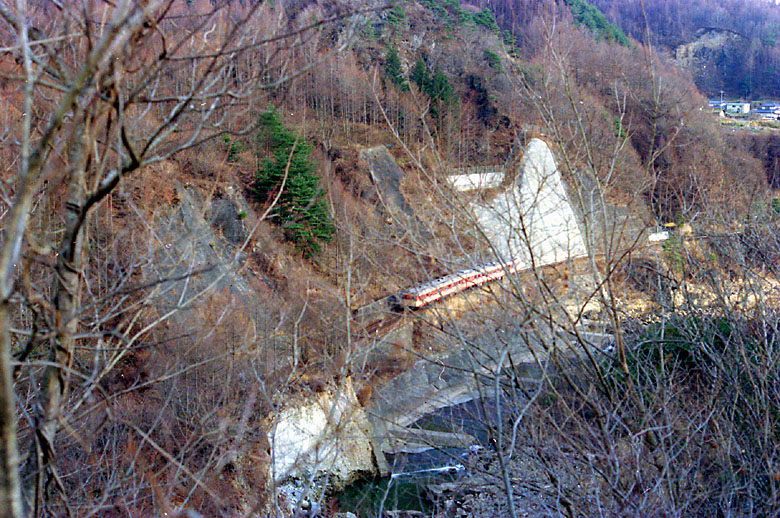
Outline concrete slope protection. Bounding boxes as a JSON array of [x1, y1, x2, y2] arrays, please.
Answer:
[[468, 138, 589, 267]]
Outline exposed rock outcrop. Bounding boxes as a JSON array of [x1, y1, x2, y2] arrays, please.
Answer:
[[270, 378, 375, 488], [359, 145, 414, 218], [150, 182, 256, 305], [674, 28, 747, 96], [675, 27, 746, 69]]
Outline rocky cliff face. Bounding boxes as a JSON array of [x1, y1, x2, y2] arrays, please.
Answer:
[[674, 28, 747, 97], [270, 378, 375, 487]]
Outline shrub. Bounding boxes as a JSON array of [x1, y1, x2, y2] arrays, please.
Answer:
[[484, 49, 502, 71], [222, 134, 244, 162]]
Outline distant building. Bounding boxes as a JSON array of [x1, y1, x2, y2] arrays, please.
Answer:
[[750, 102, 780, 120], [724, 102, 750, 115], [754, 107, 780, 120]]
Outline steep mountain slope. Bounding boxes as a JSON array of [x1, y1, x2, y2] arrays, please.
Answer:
[[586, 0, 780, 98], [5, 2, 780, 516]]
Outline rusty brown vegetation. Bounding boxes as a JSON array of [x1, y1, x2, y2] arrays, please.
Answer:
[[2, 0, 780, 517]]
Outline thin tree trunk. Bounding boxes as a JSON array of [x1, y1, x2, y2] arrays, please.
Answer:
[[0, 306, 23, 518], [35, 138, 88, 513]]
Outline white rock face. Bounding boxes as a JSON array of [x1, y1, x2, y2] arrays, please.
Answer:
[[471, 138, 588, 266], [269, 379, 374, 487]]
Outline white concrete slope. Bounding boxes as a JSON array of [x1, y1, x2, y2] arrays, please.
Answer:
[[471, 138, 588, 267], [448, 171, 504, 191]]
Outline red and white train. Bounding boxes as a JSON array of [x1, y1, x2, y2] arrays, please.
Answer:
[[398, 259, 524, 309]]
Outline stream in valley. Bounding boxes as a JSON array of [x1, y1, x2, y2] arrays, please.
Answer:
[[336, 397, 510, 517]]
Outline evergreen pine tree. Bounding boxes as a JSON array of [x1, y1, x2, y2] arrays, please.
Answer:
[[410, 57, 453, 121], [384, 46, 408, 91], [254, 107, 334, 257], [410, 57, 428, 93]]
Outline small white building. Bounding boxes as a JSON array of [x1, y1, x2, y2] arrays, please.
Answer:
[[754, 108, 780, 120], [725, 102, 750, 115]]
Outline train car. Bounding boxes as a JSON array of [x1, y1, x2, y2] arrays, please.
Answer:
[[399, 260, 520, 309]]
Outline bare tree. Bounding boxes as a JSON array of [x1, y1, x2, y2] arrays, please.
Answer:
[[0, 1, 369, 516]]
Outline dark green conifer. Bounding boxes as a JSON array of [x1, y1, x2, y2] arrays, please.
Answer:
[[384, 47, 408, 91], [254, 107, 333, 257], [410, 58, 452, 120]]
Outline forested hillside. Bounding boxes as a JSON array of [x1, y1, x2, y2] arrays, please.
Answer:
[[470, 0, 780, 98], [587, 0, 780, 98]]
